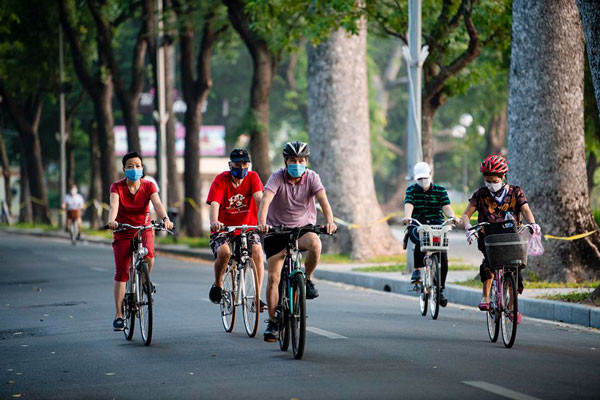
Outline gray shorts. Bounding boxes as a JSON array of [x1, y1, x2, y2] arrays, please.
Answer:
[[209, 231, 261, 258]]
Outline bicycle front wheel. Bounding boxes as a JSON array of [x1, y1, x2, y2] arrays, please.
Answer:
[[290, 273, 307, 360], [70, 222, 77, 245], [487, 279, 499, 342], [501, 271, 518, 348], [220, 267, 236, 333], [242, 259, 260, 338], [278, 276, 290, 351], [123, 289, 135, 341], [138, 262, 153, 346], [419, 267, 428, 316], [429, 257, 441, 320]]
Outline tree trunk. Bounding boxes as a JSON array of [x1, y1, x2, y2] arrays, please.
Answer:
[[183, 98, 204, 236], [95, 83, 117, 210], [577, 0, 600, 120], [121, 99, 141, 153], [587, 152, 597, 193], [87, 120, 102, 229], [0, 129, 12, 214], [509, 0, 600, 281], [307, 19, 399, 260], [486, 106, 508, 156], [18, 143, 32, 224]]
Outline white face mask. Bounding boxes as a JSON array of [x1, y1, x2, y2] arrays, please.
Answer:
[[417, 178, 431, 188], [485, 181, 503, 193], [70, 189, 77, 195]]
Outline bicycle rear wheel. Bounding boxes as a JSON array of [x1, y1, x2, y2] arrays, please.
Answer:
[[429, 257, 441, 320], [242, 259, 260, 338], [501, 271, 518, 348], [290, 273, 307, 360], [486, 279, 499, 342], [419, 267, 428, 316], [138, 262, 153, 346], [220, 267, 236, 333]]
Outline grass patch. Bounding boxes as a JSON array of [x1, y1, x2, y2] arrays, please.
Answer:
[[157, 235, 210, 248], [1, 222, 55, 230], [448, 264, 478, 271], [454, 278, 483, 288], [352, 264, 405, 273], [455, 278, 599, 290], [320, 253, 407, 264], [539, 292, 600, 306]]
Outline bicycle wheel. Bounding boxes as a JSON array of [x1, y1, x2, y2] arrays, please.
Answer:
[[278, 277, 290, 351], [419, 267, 428, 316], [220, 266, 236, 333], [123, 291, 135, 341], [429, 257, 441, 320], [486, 279, 499, 342], [242, 259, 260, 338], [290, 273, 307, 360], [501, 271, 518, 348], [70, 222, 77, 245], [138, 262, 153, 346]]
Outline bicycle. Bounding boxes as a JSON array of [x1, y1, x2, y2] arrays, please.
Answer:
[[468, 221, 533, 348], [105, 221, 174, 346], [407, 219, 454, 320], [69, 218, 79, 246], [218, 225, 261, 338], [266, 224, 333, 360]]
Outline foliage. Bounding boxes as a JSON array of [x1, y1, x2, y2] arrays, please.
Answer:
[[539, 292, 599, 306], [352, 263, 476, 273]]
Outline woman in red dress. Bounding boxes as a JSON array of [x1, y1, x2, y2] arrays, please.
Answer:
[[107, 152, 174, 331]]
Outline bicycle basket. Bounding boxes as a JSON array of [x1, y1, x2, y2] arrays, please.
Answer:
[[484, 233, 528, 268], [418, 226, 450, 252]]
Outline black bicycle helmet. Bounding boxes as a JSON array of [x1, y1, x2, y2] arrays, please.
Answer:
[[282, 140, 310, 158]]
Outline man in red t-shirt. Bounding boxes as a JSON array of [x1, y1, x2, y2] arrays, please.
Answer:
[[206, 149, 265, 307]]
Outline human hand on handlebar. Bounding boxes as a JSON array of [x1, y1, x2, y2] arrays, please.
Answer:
[[258, 222, 271, 234], [401, 217, 411, 225], [163, 218, 174, 231], [531, 223, 541, 236], [465, 224, 477, 244], [325, 222, 337, 235], [210, 220, 224, 232], [107, 220, 119, 230]]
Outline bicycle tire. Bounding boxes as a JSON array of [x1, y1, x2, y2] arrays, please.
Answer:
[[220, 266, 236, 333], [242, 259, 260, 338], [429, 256, 441, 320], [290, 273, 307, 360], [278, 271, 290, 351], [419, 266, 428, 316], [501, 271, 518, 348], [138, 262, 153, 346], [123, 290, 135, 341], [486, 280, 499, 342], [70, 222, 77, 245]]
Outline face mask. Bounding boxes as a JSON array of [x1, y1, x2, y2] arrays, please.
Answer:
[[70, 189, 77, 196], [485, 181, 504, 193], [417, 178, 431, 188], [287, 163, 306, 178], [231, 167, 248, 179], [125, 168, 143, 181]]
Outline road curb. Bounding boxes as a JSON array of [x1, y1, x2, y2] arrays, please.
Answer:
[[314, 269, 600, 330]]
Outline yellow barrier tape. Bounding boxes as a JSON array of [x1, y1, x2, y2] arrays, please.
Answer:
[[316, 204, 402, 230], [544, 230, 597, 241], [184, 197, 202, 213]]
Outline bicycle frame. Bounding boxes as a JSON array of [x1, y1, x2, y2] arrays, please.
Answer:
[[225, 226, 254, 307]]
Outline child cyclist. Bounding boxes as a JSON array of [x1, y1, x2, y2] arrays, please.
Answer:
[[402, 161, 461, 307], [461, 155, 540, 324]]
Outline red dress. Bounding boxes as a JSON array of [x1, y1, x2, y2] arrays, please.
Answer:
[[110, 178, 157, 282]]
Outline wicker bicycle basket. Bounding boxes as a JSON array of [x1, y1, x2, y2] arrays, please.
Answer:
[[484, 233, 528, 268], [418, 226, 451, 252]]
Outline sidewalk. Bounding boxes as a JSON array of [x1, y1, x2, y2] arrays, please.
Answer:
[[2, 227, 598, 330]]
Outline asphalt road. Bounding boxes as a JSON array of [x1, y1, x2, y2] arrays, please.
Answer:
[[1, 232, 599, 400]]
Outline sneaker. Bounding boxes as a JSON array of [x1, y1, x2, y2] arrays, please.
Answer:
[[478, 297, 490, 311], [411, 269, 421, 283], [260, 300, 267, 312], [305, 279, 319, 299], [209, 285, 222, 304], [113, 318, 124, 331], [439, 290, 448, 307], [263, 319, 278, 342]]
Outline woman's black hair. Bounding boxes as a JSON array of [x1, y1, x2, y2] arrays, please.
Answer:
[[122, 151, 143, 167]]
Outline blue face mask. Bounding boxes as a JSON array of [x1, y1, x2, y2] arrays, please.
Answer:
[[125, 168, 143, 181], [231, 167, 248, 179], [287, 163, 306, 178]]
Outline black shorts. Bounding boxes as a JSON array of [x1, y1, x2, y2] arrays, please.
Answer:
[[263, 231, 311, 259], [209, 231, 261, 258]]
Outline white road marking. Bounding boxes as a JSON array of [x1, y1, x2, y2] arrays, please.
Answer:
[[90, 267, 107, 272], [307, 327, 347, 339], [462, 381, 542, 400]]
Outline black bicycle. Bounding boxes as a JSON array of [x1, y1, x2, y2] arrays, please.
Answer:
[[266, 224, 334, 360], [105, 221, 173, 346], [217, 225, 261, 337]]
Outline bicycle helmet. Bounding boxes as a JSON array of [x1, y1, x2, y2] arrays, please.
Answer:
[[282, 140, 310, 158], [480, 155, 508, 175]]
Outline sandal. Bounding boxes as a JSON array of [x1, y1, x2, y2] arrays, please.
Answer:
[[508, 311, 522, 324], [478, 297, 490, 311]]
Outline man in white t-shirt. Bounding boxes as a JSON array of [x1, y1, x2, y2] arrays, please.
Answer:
[[62, 184, 85, 238]]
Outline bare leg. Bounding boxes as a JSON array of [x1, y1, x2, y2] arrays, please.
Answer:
[[266, 250, 286, 320], [214, 244, 231, 287], [251, 243, 264, 293], [298, 232, 321, 279], [114, 281, 126, 319], [482, 277, 493, 301], [146, 257, 155, 275]]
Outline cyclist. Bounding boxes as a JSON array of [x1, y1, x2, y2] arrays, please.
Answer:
[[401, 162, 460, 307], [62, 183, 85, 239], [461, 155, 540, 324], [106, 151, 173, 331], [206, 148, 265, 311], [258, 141, 337, 342]]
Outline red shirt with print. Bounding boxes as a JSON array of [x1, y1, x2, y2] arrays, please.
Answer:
[[206, 171, 264, 231], [110, 178, 157, 239]]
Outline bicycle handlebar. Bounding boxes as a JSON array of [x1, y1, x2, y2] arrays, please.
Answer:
[[103, 221, 175, 235], [267, 224, 336, 236], [216, 225, 259, 234], [467, 221, 534, 234], [406, 218, 456, 228]]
